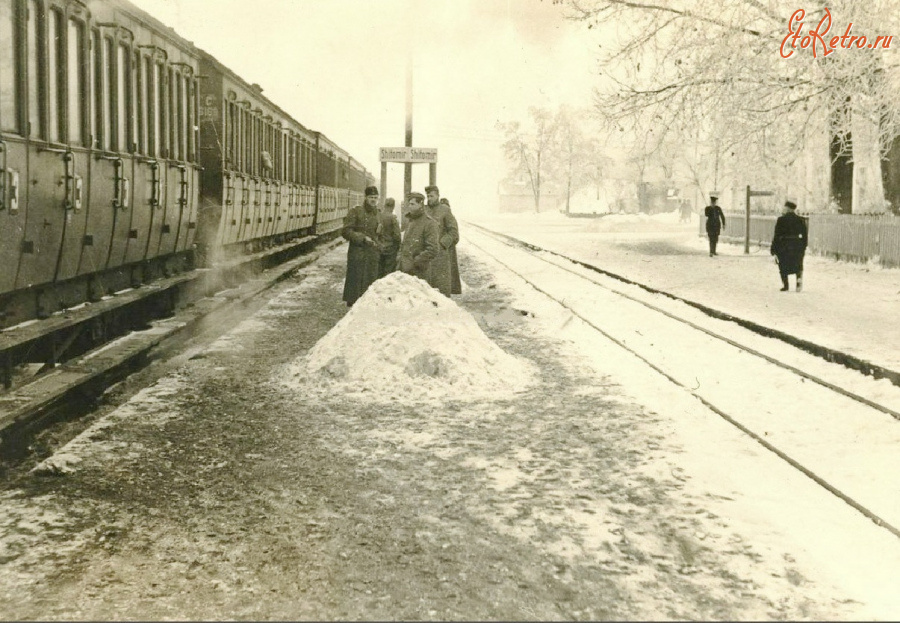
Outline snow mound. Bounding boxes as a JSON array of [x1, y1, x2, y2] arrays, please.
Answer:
[[283, 271, 536, 402]]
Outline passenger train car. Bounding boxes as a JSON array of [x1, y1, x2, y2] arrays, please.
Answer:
[[0, 0, 372, 330]]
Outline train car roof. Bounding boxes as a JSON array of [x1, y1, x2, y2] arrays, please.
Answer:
[[196, 47, 316, 136], [109, 0, 369, 175], [98, 0, 201, 57]]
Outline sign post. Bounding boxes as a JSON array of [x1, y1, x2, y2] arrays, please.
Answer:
[[379, 147, 439, 219], [745, 186, 774, 254]]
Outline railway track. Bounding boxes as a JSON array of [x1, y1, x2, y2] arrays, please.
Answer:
[[466, 222, 900, 540]]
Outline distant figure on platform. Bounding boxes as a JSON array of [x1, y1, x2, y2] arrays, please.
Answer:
[[770, 198, 808, 292], [424, 186, 459, 296], [377, 197, 402, 278], [679, 199, 692, 223], [704, 192, 726, 256], [341, 186, 381, 307], [439, 197, 462, 295], [398, 192, 439, 280]]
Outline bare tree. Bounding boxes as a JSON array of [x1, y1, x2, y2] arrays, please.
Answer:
[[556, 0, 900, 212], [498, 107, 557, 213]]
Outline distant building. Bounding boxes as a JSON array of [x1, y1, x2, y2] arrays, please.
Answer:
[[496, 181, 560, 213]]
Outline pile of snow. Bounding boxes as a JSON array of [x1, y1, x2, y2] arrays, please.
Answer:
[[282, 272, 536, 402]]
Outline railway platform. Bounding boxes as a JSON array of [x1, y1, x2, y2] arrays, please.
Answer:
[[470, 212, 900, 382]]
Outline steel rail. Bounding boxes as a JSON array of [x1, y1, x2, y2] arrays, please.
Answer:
[[467, 223, 900, 423], [465, 227, 900, 541]]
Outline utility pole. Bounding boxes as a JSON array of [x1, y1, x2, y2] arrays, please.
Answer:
[[404, 52, 413, 202]]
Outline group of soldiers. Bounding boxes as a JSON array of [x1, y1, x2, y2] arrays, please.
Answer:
[[704, 192, 808, 292], [341, 184, 461, 306]]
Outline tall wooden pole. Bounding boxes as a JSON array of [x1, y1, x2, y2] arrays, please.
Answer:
[[404, 53, 413, 202]]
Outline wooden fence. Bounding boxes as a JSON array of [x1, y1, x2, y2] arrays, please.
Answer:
[[714, 213, 900, 268]]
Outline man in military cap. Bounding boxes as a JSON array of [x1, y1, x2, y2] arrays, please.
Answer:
[[704, 192, 726, 257], [341, 186, 381, 306], [770, 198, 808, 292], [376, 197, 402, 277], [398, 192, 439, 280], [424, 185, 459, 296]]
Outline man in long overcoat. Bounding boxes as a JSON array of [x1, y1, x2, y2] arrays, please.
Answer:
[[377, 197, 402, 277], [770, 199, 808, 292], [341, 186, 381, 306], [424, 185, 459, 296], [398, 193, 439, 280], [440, 197, 462, 294], [704, 192, 726, 256]]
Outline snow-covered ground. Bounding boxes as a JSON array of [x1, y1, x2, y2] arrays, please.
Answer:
[[4, 215, 900, 619], [469, 210, 900, 373], [460, 225, 900, 618]]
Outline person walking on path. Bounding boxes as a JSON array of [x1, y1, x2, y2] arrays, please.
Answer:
[[398, 192, 439, 281], [424, 185, 459, 296], [377, 197, 402, 278], [704, 192, 726, 256], [341, 186, 381, 307], [771, 198, 808, 292], [439, 197, 462, 294]]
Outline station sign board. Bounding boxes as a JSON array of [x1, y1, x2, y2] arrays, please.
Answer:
[[379, 147, 438, 163]]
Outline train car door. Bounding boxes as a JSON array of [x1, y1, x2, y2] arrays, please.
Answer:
[[16, 4, 73, 293], [146, 56, 173, 261], [175, 73, 199, 253], [91, 32, 134, 274], [0, 0, 28, 297], [125, 49, 163, 265], [55, 5, 92, 285], [158, 65, 182, 259]]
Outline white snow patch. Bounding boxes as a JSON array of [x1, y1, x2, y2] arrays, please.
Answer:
[[280, 271, 536, 403]]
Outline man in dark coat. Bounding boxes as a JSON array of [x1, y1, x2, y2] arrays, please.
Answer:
[[377, 197, 402, 278], [424, 185, 459, 296], [439, 197, 462, 294], [341, 186, 381, 306], [771, 199, 808, 292], [398, 192, 439, 280], [704, 192, 726, 256]]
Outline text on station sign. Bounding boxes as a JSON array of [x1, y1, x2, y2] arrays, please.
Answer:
[[379, 147, 438, 163]]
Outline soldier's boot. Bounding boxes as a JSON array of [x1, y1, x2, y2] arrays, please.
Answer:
[[796, 275, 803, 292], [780, 276, 789, 291]]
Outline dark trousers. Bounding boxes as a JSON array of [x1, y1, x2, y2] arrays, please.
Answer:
[[379, 253, 397, 278], [707, 229, 720, 255]]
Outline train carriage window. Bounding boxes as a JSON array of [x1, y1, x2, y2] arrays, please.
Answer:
[[148, 58, 157, 156], [135, 52, 145, 154], [90, 29, 98, 145], [188, 77, 197, 162], [26, 0, 41, 138], [235, 105, 241, 172], [48, 8, 63, 143], [226, 102, 236, 169], [169, 68, 178, 159], [156, 62, 166, 157], [101, 37, 113, 150], [0, 0, 17, 132], [238, 107, 245, 173], [250, 115, 259, 175], [167, 67, 176, 159], [290, 138, 297, 184], [278, 129, 283, 180], [116, 43, 129, 151], [178, 73, 186, 161], [67, 18, 86, 146], [131, 50, 139, 152]]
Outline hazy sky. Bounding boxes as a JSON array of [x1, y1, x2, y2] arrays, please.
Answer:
[[128, 0, 601, 213]]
